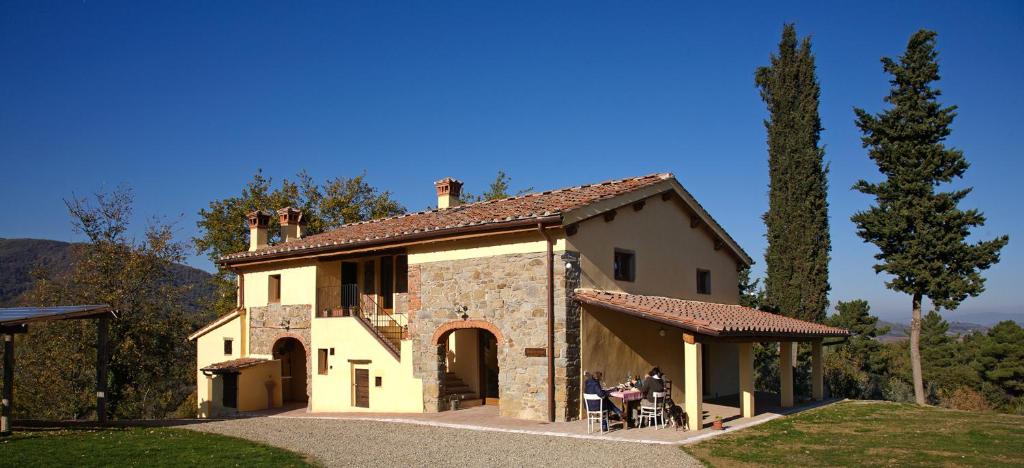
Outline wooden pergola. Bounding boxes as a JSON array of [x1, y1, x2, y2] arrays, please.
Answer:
[[0, 305, 115, 436]]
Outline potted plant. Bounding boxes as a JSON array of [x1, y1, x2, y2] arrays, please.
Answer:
[[712, 416, 724, 430]]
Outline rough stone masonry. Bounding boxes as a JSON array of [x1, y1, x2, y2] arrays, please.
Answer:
[[410, 250, 581, 421]]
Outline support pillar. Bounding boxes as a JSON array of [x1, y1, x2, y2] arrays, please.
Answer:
[[683, 333, 703, 430], [779, 341, 794, 408], [96, 317, 109, 424], [2, 334, 13, 437], [812, 339, 823, 401], [738, 341, 755, 418]]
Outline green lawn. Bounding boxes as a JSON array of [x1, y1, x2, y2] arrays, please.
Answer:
[[683, 401, 1024, 467], [0, 427, 312, 467]]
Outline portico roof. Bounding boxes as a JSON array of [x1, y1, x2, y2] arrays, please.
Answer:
[[574, 289, 849, 339], [200, 357, 269, 374]]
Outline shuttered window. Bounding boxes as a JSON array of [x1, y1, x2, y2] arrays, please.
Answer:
[[318, 349, 329, 375]]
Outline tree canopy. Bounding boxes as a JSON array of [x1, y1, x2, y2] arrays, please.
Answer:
[[194, 170, 405, 313], [851, 29, 1008, 404], [756, 23, 831, 323]]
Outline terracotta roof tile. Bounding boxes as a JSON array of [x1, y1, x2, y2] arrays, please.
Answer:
[[221, 173, 672, 263], [574, 289, 849, 338], [200, 357, 269, 373]]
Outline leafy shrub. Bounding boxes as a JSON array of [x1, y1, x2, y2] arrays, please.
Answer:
[[882, 376, 915, 403], [1006, 397, 1024, 415], [938, 386, 991, 411]]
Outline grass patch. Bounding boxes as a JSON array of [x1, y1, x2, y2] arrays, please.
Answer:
[[683, 401, 1024, 467], [0, 427, 312, 467]]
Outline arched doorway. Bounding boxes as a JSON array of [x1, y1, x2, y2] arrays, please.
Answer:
[[439, 328, 500, 409], [272, 337, 308, 403]]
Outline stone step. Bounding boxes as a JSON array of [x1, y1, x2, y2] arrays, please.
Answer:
[[443, 391, 479, 400]]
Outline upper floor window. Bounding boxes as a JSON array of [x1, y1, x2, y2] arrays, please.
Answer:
[[395, 255, 409, 294], [697, 269, 711, 295], [269, 274, 281, 303], [223, 338, 233, 355], [613, 249, 635, 282]]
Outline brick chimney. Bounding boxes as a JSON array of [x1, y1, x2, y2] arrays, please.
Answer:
[[277, 207, 304, 242], [434, 177, 464, 209], [247, 210, 271, 251]]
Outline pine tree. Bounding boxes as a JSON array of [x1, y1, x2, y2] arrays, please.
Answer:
[[920, 310, 956, 393], [756, 24, 831, 323], [851, 30, 1009, 405]]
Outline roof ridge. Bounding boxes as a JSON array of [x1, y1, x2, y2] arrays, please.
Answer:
[[280, 172, 672, 244]]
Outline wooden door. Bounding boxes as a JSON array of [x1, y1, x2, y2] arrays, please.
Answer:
[[354, 369, 370, 408], [223, 373, 238, 409]]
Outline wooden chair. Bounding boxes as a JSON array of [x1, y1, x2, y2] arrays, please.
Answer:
[[638, 391, 667, 429], [584, 393, 620, 433]]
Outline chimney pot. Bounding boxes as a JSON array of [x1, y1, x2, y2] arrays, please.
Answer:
[[434, 177, 464, 209], [246, 210, 271, 251], [277, 207, 304, 242]]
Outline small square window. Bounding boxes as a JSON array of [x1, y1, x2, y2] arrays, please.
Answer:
[[318, 349, 329, 375], [697, 269, 711, 295], [223, 338, 233, 355], [269, 274, 281, 304], [613, 249, 635, 282], [375, 376, 383, 387]]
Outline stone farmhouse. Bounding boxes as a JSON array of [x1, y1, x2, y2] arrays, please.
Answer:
[[189, 173, 847, 429]]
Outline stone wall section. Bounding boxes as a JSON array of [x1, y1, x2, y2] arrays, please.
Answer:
[[410, 251, 578, 421], [248, 303, 312, 401]]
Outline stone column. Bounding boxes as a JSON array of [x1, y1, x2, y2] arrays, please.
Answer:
[[779, 341, 794, 408], [683, 333, 703, 430], [737, 341, 755, 418], [812, 339, 824, 401]]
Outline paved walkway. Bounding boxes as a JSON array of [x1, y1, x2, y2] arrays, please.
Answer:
[[186, 416, 703, 467], [185, 396, 836, 466], [262, 393, 835, 445]]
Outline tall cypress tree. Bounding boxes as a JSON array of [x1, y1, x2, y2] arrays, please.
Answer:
[[852, 30, 1009, 405], [756, 24, 831, 323]]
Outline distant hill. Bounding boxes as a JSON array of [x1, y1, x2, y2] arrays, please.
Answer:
[[877, 319, 991, 343], [0, 238, 215, 314]]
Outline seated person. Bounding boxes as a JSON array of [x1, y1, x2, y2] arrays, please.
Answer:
[[584, 371, 623, 430], [639, 367, 666, 405]]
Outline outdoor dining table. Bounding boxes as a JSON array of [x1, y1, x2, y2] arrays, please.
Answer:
[[607, 388, 643, 428]]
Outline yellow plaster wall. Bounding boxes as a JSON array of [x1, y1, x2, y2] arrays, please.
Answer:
[[566, 195, 741, 303], [196, 315, 241, 417], [408, 231, 565, 265], [237, 361, 283, 412], [242, 261, 318, 309], [309, 316, 423, 412], [580, 305, 740, 405], [581, 305, 686, 404]]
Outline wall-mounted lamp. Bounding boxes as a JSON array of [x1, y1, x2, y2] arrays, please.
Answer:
[[658, 327, 666, 337]]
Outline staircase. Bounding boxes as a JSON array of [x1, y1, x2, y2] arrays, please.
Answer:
[[443, 372, 480, 407], [356, 292, 407, 358]]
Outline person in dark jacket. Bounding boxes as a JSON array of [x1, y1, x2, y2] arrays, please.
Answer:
[[639, 367, 666, 403], [584, 371, 622, 430]]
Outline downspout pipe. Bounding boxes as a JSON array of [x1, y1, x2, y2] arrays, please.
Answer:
[[538, 223, 556, 423]]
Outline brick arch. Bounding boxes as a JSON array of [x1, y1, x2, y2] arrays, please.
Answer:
[[271, 333, 311, 402], [431, 319, 506, 346]]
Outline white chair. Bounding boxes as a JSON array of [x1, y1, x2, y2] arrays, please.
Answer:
[[584, 393, 613, 433], [638, 391, 667, 429]]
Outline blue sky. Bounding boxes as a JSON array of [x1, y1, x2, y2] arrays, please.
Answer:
[[1, 1, 1021, 323]]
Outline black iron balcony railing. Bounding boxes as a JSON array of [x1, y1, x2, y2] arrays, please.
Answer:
[[316, 283, 407, 355]]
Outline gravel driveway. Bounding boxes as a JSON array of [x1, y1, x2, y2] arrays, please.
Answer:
[[186, 417, 701, 467]]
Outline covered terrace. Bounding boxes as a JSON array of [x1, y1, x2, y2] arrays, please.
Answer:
[[0, 305, 115, 436], [576, 290, 849, 431]]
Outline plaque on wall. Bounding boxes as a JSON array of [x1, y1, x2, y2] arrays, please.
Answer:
[[524, 347, 547, 357]]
